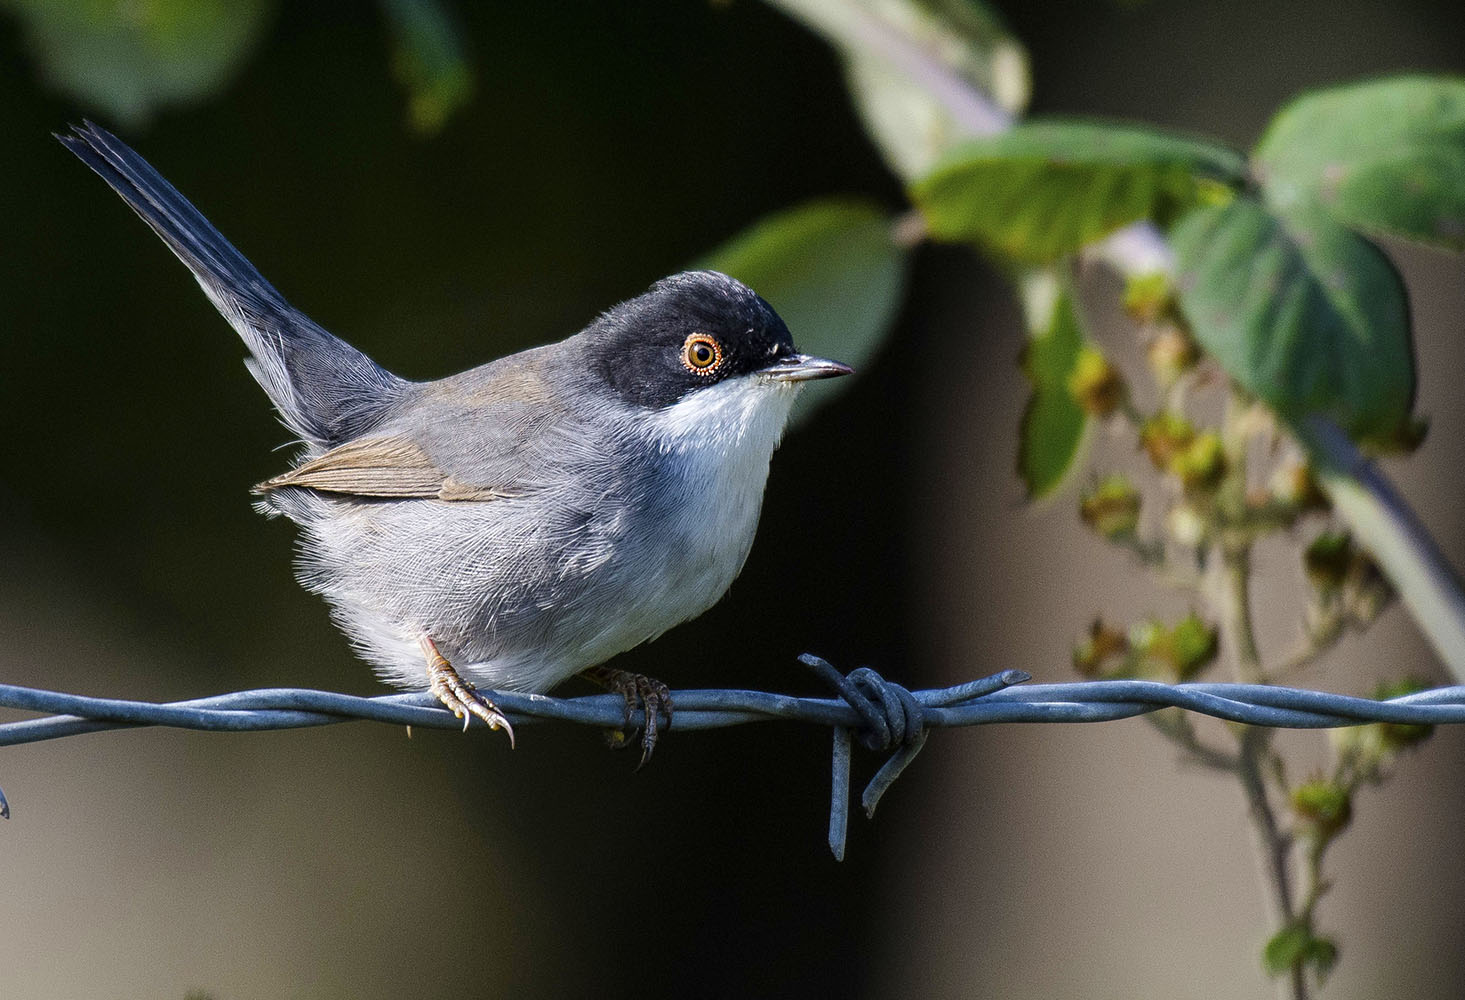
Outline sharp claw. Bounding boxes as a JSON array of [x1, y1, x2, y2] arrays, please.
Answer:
[[420, 636, 514, 747], [580, 668, 673, 766]]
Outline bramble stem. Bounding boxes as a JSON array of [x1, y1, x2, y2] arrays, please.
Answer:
[[1301, 416, 1465, 683]]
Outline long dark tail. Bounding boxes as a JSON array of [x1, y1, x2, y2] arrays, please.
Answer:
[[59, 121, 407, 450]]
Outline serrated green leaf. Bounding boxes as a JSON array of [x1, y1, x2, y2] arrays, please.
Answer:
[[1017, 275, 1088, 498], [699, 199, 910, 422], [770, 0, 1031, 179], [1171, 197, 1415, 441], [1254, 75, 1465, 249], [913, 120, 1246, 263]]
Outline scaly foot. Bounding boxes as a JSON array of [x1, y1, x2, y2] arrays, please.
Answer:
[[420, 636, 515, 747], [580, 665, 673, 769]]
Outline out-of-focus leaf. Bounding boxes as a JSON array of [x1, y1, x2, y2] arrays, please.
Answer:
[[1254, 75, 1465, 250], [1017, 271, 1088, 499], [3, 0, 274, 125], [699, 198, 910, 423], [1171, 197, 1415, 442], [766, 0, 1030, 179], [1263, 924, 1339, 983], [913, 120, 1245, 263], [381, 0, 474, 135]]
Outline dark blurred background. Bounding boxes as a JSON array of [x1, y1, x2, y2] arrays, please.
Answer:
[[2, 2, 1464, 997]]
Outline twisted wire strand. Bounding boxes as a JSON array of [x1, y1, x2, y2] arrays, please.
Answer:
[[4, 659, 1462, 856]]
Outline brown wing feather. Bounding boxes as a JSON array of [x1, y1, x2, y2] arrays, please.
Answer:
[[254, 436, 513, 501]]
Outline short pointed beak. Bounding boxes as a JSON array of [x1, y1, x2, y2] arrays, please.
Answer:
[[757, 353, 855, 382]]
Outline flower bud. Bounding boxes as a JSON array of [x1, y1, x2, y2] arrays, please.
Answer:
[[1122, 272, 1172, 323], [1268, 460, 1329, 513], [1080, 475, 1141, 540], [1146, 325, 1200, 389], [1168, 432, 1226, 494], [1140, 412, 1195, 470], [1304, 532, 1352, 592], [1074, 619, 1128, 677], [1128, 613, 1218, 681], [1291, 779, 1352, 838], [1067, 346, 1126, 417], [1372, 679, 1433, 751], [1166, 502, 1208, 548]]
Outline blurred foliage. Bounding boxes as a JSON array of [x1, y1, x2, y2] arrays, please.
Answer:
[[913, 121, 1243, 262], [382, 0, 473, 134], [1015, 272, 1087, 498], [1, 0, 275, 124], [1255, 76, 1465, 250], [1, 0, 472, 132], [699, 198, 911, 422], [1173, 198, 1415, 442], [766, 0, 1030, 179]]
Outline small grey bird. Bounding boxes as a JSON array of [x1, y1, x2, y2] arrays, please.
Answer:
[[60, 122, 850, 762]]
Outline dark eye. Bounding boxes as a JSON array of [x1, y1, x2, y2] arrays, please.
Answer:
[[681, 333, 724, 375]]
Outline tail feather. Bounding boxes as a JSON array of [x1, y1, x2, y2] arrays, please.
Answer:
[[60, 121, 407, 449]]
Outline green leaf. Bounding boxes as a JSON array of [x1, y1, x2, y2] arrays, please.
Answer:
[[1263, 924, 1339, 983], [912, 120, 1246, 263], [382, 0, 474, 135], [1254, 75, 1465, 249], [5, 0, 274, 125], [1171, 197, 1415, 441], [768, 0, 1031, 180], [1263, 924, 1310, 976], [1017, 273, 1089, 498], [699, 199, 910, 422]]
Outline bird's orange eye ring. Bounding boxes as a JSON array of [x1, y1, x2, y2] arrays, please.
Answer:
[[681, 333, 724, 375]]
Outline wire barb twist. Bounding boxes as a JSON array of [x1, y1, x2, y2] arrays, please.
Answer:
[[5, 659, 1464, 855]]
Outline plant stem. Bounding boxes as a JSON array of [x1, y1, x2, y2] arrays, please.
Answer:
[[1301, 416, 1465, 682], [1217, 399, 1306, 998]]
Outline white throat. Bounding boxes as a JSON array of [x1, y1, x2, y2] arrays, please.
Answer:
[[645, 375, 801, 460], [635, 375, 802, 619]]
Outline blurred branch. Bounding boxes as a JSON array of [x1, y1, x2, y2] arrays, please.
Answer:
[[765, 0, 1465, 684], [1302, 416, 1465, 682], [5, 662, 1465, 857]]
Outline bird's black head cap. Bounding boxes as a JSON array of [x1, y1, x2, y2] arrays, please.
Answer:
[[585, 270, 798, 409]]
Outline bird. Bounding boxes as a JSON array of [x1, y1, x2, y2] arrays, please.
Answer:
[[59, 121, 852, 764]]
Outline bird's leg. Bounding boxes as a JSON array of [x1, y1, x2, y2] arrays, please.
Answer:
[[419, 636, 515, 747], [579, 665, 673, 769]]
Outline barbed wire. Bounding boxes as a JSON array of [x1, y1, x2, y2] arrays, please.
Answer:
[[4, 654, 1463, 858]]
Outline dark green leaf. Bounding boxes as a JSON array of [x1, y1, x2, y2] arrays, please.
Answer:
[[1017, 275, 1088, 498], [1254, 75, 1465, 249], [1171, 197, 1414, 441], [699, 199, 910, 422], [913, 120, 1246, 262]]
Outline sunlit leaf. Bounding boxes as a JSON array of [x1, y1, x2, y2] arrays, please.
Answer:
[[381, 0, 474, 135], [700, 198, 911, 423], [914, 120, 1245, 263], [1254, 75, 1465, 249], [4, 0, 274, 125], [1171, 197, 1415, 441], [767, 0, 1030, 179], [1017, 271, 1088, 498]]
